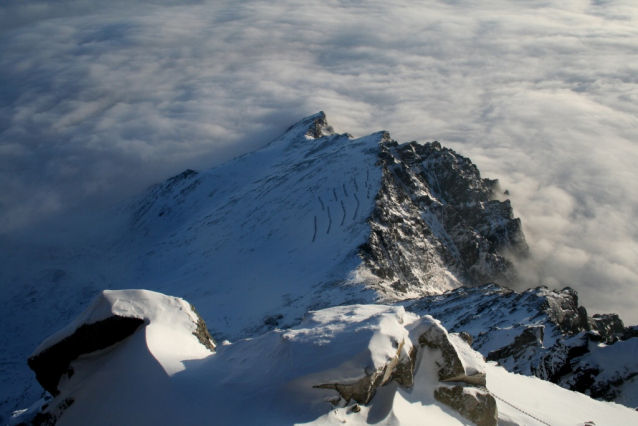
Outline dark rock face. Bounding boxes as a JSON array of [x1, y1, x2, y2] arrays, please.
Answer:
[[487, 326, 544, 363], [590, 313, 627, 343], [27, 316, 145, 396], [360, 140, 528, 297], [434, 385, 497, 426]]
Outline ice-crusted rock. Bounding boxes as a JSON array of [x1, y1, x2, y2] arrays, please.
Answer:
[[406, 283, 638, 406], [434, 385, 498, 426]]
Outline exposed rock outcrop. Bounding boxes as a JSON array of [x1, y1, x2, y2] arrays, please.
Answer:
[[409, 316, 496, 425], [360, 139, 528, 298]]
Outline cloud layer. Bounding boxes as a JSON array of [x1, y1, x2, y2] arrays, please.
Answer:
[[1, 0, 637, 321]]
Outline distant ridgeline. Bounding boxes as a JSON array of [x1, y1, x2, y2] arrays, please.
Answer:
[[4, 113, 637, 425]]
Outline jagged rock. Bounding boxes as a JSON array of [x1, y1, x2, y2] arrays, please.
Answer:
[[392, 345, 418, 388], [434, 385, 497, 426], [360, 139, 528, 298], [487, 325, 544, 363], [542, 287, 590, 334], [190, 303, 217, 352], [406, 283, 638, 407], [589, 314, 626, 343]]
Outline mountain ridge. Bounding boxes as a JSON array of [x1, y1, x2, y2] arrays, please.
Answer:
[[2, 112, 636, 424]]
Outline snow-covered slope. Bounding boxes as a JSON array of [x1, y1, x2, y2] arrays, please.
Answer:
[[11, 290, 638, 426]]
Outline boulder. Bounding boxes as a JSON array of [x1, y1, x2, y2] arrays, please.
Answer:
[[434, 385, 498, 426]]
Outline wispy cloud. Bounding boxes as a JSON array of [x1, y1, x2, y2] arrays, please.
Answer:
[[1, 0, 637, 320]]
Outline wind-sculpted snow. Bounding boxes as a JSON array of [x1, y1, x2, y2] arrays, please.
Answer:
[[406, 283, 638, 406]]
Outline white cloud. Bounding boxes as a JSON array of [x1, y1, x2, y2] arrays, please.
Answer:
[[1, 0, 637, 321]]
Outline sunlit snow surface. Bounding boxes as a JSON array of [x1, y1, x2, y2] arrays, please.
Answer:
[[118, 113, 385, 339]]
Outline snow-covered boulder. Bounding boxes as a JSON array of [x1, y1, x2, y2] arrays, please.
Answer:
[[295, 305, 417, 405], [27, 290, 215, 396], [410, 316, 487, 386]]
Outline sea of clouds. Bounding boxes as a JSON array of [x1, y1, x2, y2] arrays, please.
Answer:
[[1, 0, 637, 321]]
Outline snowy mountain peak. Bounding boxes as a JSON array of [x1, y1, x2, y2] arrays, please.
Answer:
[[277, 110, 337, 146]]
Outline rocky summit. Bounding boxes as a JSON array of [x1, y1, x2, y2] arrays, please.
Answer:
[[2, 113, 637, 425]]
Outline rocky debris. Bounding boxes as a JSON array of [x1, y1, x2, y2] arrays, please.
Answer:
[[312, 312, 497, 425], [406, 283, 638, 407], [434, 385, 497, 426], [360, 139, 528, 298], [27, 316, 145, 395]]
